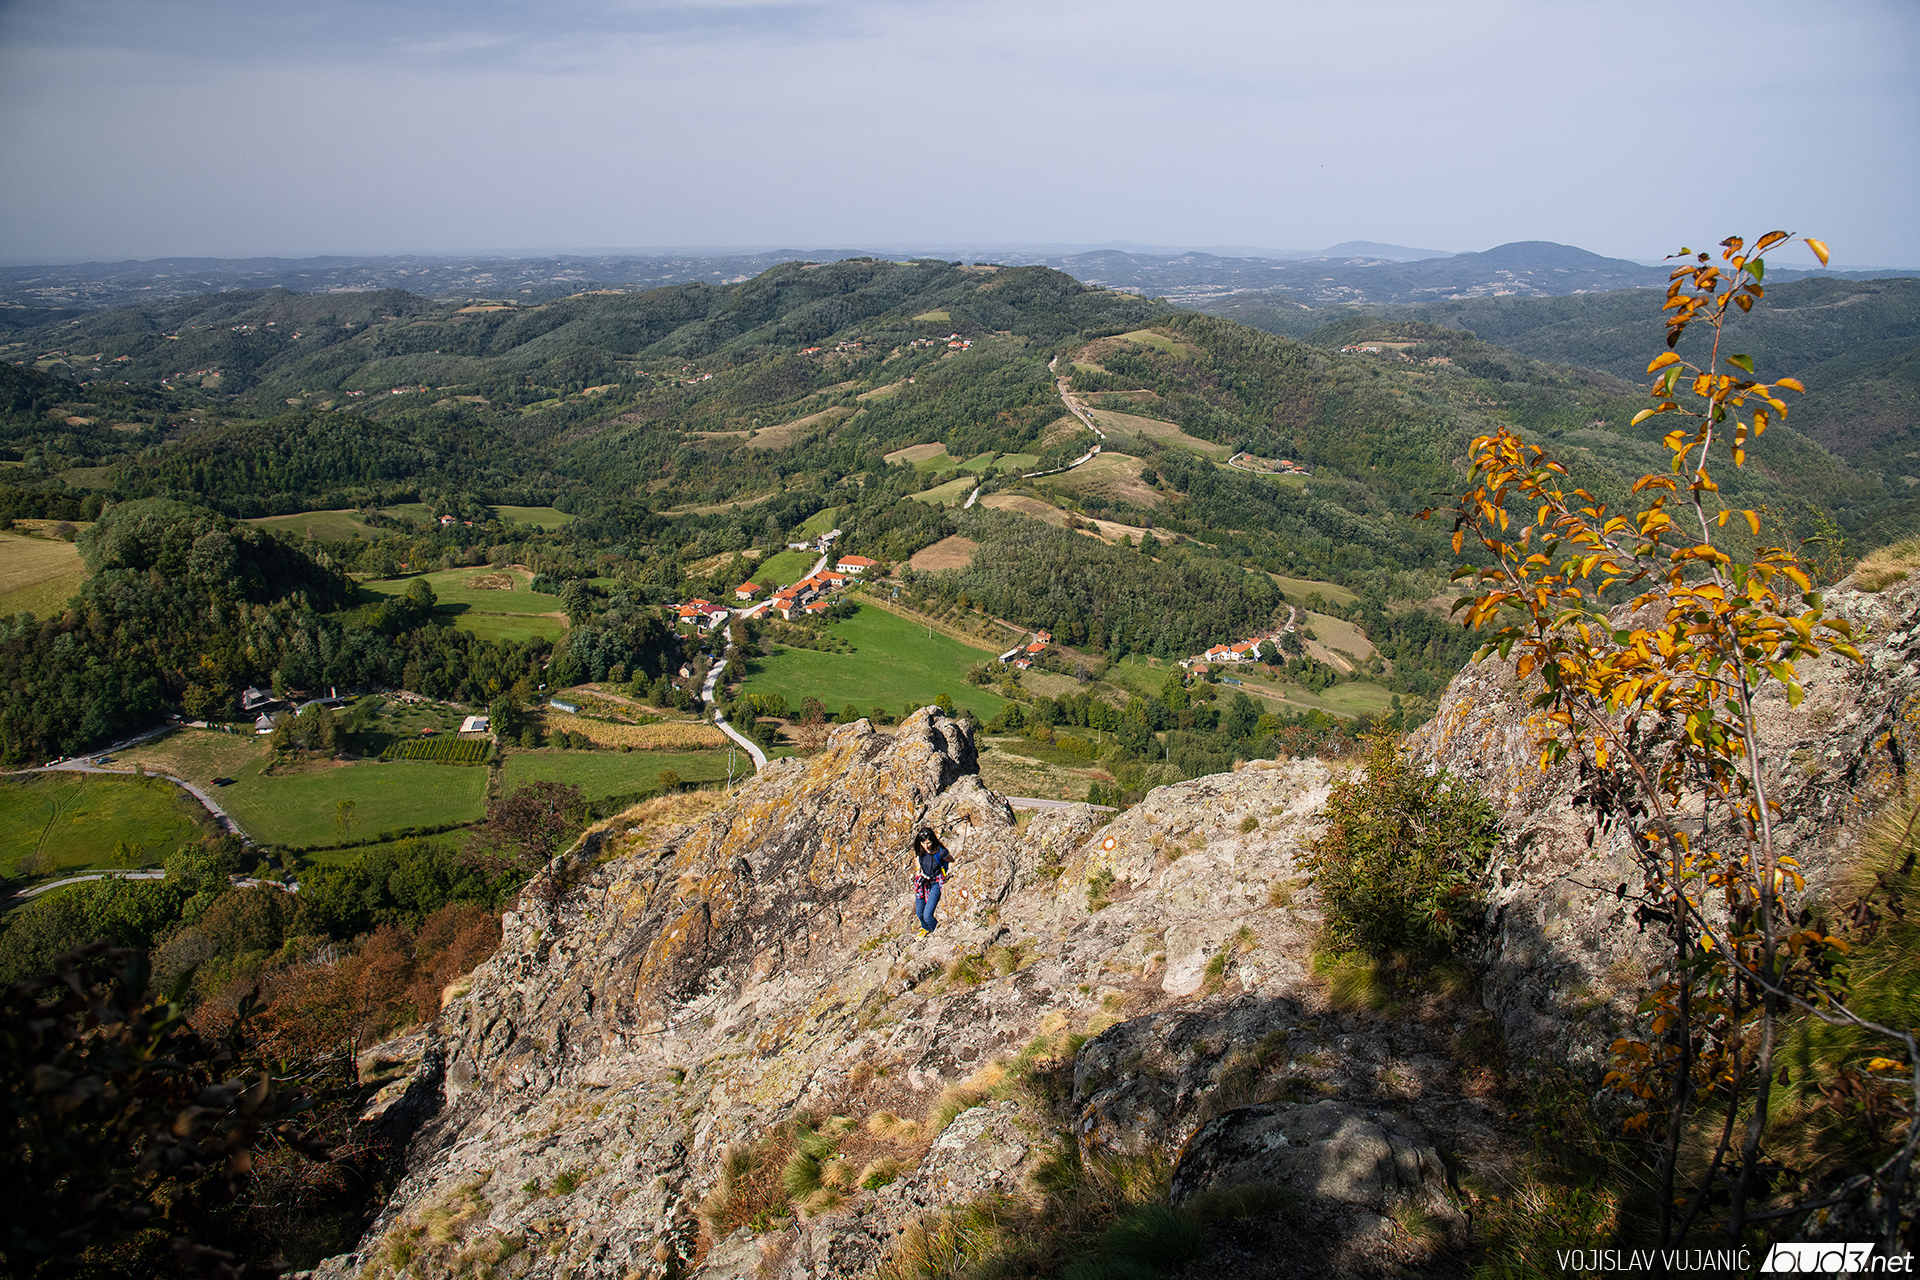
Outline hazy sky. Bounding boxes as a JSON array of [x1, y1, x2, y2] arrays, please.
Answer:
[[1, 0, 1914, 266]]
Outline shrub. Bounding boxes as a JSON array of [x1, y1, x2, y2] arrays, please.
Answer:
[[1299, 732, 1496, 959]]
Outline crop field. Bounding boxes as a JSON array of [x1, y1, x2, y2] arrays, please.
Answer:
[[908, 535, 980, 572], [381, 738, 491, 764], [493, 505, 574, 529], [214, 760, 488, 848], [1268, 574, 1359, 607], [910, 475, 977, 506], [0, 530, 86, 618], [503, 748, 746, 801], [247, 509, 378, 540], [739, 603, 1007, 722], [993, 453, 1040, 474], [752, 549, 819, 587], [0, 772, 214, 881], [958, 452, 999, 473], [794, 507, 841, 537], [539, 711, 727, 750]]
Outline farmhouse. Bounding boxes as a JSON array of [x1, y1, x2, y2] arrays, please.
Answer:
[[735, 581, 762, 601], [458, 715, 490, 736], [240, 686, 275, 712], [835, 554, 877, 575]]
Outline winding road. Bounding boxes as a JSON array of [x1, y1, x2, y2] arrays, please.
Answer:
[[16, 724, 255, 844]]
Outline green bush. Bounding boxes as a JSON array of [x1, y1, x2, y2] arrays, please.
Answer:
[[1299, 732, 1496, 959]]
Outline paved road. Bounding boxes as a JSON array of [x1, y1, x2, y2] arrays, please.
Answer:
[[701, 644, 769, 771], [964, 486, 980, 508], [19, 869, 167, 898], [1005, 796, 1116, 813], [17, 869, 297, 900], [41, 751, 253, 843]]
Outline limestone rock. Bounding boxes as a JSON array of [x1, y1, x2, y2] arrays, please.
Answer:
[[314, 713, 1478, 1279], [1169, 1101, 1451, 1211]]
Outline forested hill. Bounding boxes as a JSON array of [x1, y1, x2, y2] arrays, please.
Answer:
[[1198, 277, 1920, 536]]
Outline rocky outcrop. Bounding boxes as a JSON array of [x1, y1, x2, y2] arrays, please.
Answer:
[[310, 710, 1512, 1279], [1407, 573, 1920, 1074]]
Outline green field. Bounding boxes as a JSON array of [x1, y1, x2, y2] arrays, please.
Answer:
[[503, 748, 749, 801], [215, 760, 488, 848], [380, 502, 437, 524], [740, 604, 1006, 722], [1267, 574, 1359, 607], [912, 310, 951, 323], [247, 509, 377, 540], [1116, 329, 1199, 359], [753, 549, 819, 586], [911, 475, 977, 506], [0, 772, 213, 881], [0, 531, 86, 618], [493, 505, 574, 530], [993, 453, 1040, 474], [795, 507, 841, 537], [958, 452, 999, 473], [359, 567, 568, 642]]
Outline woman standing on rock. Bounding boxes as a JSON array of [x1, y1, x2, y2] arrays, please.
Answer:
[[910, 827, 952, 937]]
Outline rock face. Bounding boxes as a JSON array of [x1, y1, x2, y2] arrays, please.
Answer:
[[1407, 574, 1920, 1074], [313, 710, 1507, 1279]]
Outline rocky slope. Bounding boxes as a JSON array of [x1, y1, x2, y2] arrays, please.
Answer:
[[312, 572, 1920, 1280], [1407, 571, 1920, 1076], [313, 711, 1506, 1279]]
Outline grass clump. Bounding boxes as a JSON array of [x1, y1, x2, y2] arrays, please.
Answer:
[[1848, 537, 1920, 592], [1087, 867, 1116, 912], [1239, 814, 1260, 833]]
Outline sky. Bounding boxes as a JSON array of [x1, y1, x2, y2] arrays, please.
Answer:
[[0, 0, 1915, 267]]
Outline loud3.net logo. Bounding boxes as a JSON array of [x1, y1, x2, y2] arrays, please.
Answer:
[[1761, 1243, 1916, 1273]]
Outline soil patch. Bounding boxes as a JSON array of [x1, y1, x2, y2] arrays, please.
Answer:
[[467, 573, 514, 591], [908, 535, 980, 573]]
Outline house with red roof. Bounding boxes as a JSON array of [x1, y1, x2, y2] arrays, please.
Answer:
[[735, 581, 762, 601], [835, 554, 877, 575]]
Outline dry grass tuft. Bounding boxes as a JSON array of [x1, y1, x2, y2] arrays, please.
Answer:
[[1849, 538, 1920, 592]]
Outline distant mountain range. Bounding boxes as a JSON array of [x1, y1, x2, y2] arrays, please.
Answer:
[[0, 241, 1908, 317]]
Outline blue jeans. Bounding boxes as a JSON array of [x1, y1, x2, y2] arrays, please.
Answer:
[[915, 879, 942, 932]]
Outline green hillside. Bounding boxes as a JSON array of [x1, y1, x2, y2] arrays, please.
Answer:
[[1, 254, 1903, 770]]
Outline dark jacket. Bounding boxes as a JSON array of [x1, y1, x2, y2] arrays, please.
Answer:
[[914, 843, 951, 881]]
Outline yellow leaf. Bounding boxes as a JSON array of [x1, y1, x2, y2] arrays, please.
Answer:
[[1646, 352, 1683, 374], [1807, 238, 1830, 266], [1744, 510, 1761, 535], [1777, 377, 1806, 393]]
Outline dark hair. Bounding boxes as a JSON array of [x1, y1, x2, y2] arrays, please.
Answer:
[[915, 827, 935, 846]]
